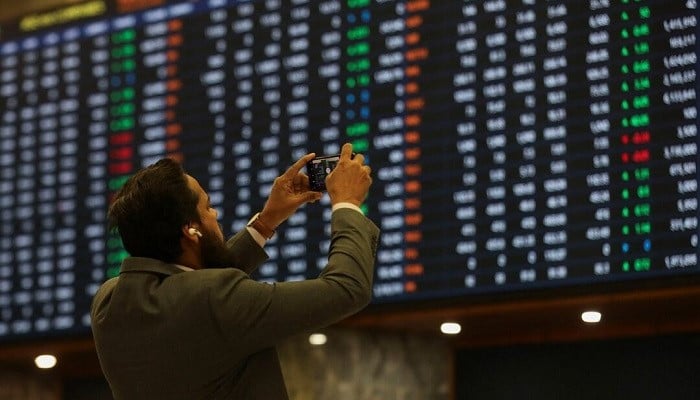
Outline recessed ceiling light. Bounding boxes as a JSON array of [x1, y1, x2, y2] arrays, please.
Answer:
[[440, 322, 462, 334], [308, 333, 327, 346], [581, 311, 602, 323], [34, 354, 57, 369]]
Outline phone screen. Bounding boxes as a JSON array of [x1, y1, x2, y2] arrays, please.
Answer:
[[306, 155, 341, 192]]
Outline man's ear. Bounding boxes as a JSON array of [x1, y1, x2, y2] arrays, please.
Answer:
[[182, 225, 202, 241]]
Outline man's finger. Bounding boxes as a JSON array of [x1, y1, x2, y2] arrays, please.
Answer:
[[285, 153, 315, 177], [339, 143, 353, 160]]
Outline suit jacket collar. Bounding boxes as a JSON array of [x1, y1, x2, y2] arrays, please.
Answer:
[[120, 257, 186, 276]]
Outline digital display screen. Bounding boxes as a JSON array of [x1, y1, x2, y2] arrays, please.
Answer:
[[0, 0, 698, 340]]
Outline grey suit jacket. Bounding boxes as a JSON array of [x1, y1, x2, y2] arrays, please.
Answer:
[[91, 208, 379, 399]]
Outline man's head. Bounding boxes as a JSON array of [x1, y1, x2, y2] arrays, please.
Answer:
[[108, 158, 234, 268]]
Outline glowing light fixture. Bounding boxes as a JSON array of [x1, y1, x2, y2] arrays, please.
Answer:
[[34, 354, 57, 369], [308, 333, 327, 346], [440, 322, 462, 335], [581, 311, 602, 323]]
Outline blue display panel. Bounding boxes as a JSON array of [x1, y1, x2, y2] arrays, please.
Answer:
[[0, 0, 698, 340]]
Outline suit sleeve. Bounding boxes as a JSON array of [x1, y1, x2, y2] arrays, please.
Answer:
[[225, 228, 269, 274], [209, 208, 380, 353]]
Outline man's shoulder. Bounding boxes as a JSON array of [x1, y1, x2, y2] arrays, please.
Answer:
[[93, 276, 119, 298], [90, 268, 250, 322], [90, 276, 119, 323]]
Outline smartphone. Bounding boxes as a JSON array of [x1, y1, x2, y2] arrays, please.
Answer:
[[306, 153, 355, 192]]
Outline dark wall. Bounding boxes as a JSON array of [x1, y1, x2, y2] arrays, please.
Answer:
[[61, 329, 451, 400], [59, 332, 700, 399], [63, 378, 111, 400], [455, 333, 700, 400]]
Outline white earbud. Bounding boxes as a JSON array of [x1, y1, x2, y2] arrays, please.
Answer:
[[188, 228, 203, 238]]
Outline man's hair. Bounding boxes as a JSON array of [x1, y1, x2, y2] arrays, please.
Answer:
[[108, 158, 200, 262]]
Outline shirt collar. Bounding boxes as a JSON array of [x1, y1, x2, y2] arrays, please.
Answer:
[[119, 257, 187, 276]]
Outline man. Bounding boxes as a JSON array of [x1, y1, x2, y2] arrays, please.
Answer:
[[91, 143, 379, 399]]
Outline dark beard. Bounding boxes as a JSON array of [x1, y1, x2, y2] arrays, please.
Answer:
[[199, 228, 237, 268]]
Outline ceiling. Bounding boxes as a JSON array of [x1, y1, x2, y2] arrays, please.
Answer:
[[341, 279, 700, 348]]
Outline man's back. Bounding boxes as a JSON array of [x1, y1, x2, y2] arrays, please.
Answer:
[[91, 209, 379, 399], [92, 263, 288, 399]]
